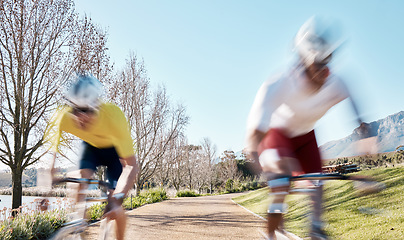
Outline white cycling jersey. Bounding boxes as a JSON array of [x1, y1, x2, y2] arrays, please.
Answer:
[[246, 64, 350, 140]]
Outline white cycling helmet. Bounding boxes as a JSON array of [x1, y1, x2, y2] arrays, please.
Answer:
[[294, 16, 345, 65], [64, 73, 103, 109]]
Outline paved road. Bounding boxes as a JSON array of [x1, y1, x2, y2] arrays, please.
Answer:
[[85, 192, 266, 239]]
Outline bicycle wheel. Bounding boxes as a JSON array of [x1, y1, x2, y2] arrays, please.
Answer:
[[98, 218, 115, 240], [49, 220, 87, 240], [49, 226, 85, 240]]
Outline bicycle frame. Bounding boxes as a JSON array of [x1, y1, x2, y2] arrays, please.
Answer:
[[287, 172, 385, 195]]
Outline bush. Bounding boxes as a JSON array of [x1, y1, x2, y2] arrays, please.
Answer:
[[139, 188, 168, 203], [225, 179, 234, 192], [218, 180, 264, 194], [176, 189, 201, 197], [87, 202, 107, 222], [0, 209, 67, 240]]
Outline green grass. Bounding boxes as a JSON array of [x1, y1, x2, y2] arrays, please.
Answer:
[[233, 167, 404, 239]]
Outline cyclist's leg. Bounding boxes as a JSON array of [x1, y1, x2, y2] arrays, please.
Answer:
[[77, 142, 99, 217], [99, 147, 125, 240], [294, 130, 327, 239], [258, 129, 301, 238]]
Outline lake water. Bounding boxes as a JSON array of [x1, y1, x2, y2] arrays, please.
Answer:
[[0, 195, 74, 219]]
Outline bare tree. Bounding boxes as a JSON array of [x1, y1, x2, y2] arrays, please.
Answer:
[[182, 144, 201, 190], [191, 147, 208, 194], [215, 150, 242, 190], [0, 0, 114, 210], [67, 15, 113, 81], [200, 137, 217, 193], [159, 134, 188, 191], [108, 53, 189, 194], [154, 133, 185, 188], [0, 0, 77, 210]]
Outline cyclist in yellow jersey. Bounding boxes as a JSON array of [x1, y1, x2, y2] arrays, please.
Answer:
[[51, 103, 134, 156], [49, 74, 138, 240]]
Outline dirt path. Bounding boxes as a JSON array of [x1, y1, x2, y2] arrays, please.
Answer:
[[85, 192, 266, 239]]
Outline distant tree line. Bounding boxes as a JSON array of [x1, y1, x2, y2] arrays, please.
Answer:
[[328, 148, 404, 170]]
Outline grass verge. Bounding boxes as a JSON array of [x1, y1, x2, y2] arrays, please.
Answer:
[[232, 167, 404, 239]]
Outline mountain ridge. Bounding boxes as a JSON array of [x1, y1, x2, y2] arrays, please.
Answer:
[[320, 111, 404, 159]]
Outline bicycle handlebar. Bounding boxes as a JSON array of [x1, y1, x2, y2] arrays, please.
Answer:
[[290, 173, 377, 182], [53, 177, 112, 188], [289, 172, 385, 195]]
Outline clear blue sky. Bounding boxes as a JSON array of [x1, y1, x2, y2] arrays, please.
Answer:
[[75, 0, 404, 155]]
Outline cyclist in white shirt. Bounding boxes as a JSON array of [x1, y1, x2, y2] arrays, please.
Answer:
[[245, 16, 366, 240]]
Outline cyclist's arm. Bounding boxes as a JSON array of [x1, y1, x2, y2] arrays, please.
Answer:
[[349, 97, 370, 138], [246, 129, 266, 153], [348, 96, 364, 126], [106, 104, 139, 195], [246, 77, 286, 152], [245, 129, 266, 175], [113, 155, 139, 196], [345, 88, 371, 138], [337, 78, 365, 130], [245, 76, 288, 174]]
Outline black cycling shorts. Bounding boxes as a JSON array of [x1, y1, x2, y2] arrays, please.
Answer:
[[79, 141, 123, 189]]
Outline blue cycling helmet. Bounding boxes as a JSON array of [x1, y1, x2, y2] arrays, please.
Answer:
[[64, 74, 103, 109]]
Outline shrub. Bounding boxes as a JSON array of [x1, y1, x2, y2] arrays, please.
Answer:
[[176, 189, 201, 197], [225, 179, 235, 192], [0, 209, 67, 240], [139, 188, 168, 203], [87, 202, 107, 222]]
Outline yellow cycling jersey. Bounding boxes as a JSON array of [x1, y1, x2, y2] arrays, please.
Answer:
[[48, 102, 135, 158]]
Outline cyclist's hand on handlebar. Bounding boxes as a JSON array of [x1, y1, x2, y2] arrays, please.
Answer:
[[104, 198, 125, 220]]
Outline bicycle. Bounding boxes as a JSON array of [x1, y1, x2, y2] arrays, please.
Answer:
[[49, 177, 116, 240], [260, 172, 385, 240]]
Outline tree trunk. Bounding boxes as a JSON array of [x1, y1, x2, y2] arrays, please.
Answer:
[[135, 174, 141, 196], [11, 167, 23, 212]]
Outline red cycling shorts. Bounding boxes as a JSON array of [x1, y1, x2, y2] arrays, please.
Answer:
[[257, 128, 322, 175]]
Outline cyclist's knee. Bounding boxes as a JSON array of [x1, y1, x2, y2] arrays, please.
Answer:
[[259, 149, 296, 174]]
